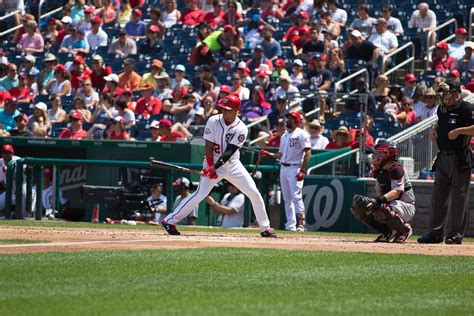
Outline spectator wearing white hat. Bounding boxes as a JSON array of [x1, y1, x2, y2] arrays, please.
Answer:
[[274, 75, 300, 101], [290, 59, 305, 86], [28, 102, 50, 137], [171, 65, 191, 89], [20, 55, 39, 78], [307, 119, 329, 149]]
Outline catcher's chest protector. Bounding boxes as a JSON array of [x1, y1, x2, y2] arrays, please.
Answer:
[[376, 164, 405, 195]]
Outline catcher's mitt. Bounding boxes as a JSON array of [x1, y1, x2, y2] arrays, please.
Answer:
[[351, 194, 377, 219]]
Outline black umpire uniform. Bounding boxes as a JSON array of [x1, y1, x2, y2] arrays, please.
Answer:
[[418, 80, 474, 244]]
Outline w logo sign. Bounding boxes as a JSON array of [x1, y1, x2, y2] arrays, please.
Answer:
[[302, 179, 344, 230]]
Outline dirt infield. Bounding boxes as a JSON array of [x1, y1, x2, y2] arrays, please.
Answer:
[[0, 225, 473, 256]]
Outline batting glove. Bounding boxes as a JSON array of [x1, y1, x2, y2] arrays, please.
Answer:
[[202, 165, 218, 179], [296, 168, 306, 181], [258, 150, 272, 158]]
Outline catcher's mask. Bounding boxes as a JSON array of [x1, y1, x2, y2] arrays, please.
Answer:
[[373, 141, 397, 174], [437, 79, 461, 105]]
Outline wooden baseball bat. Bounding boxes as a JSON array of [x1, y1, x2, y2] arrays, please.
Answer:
[[149, 159, 202, 175]]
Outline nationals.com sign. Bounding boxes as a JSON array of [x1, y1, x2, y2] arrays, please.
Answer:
[[301, 177, 366, 233]]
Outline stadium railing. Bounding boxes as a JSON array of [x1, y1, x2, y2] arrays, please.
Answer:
[[381, 41, 415, 75], [0, 10, 20, 22], [470, 7, 474, 41], [425, 18, 458, 68], [387, 115, 438, 177], [334, 68, 369, 96]]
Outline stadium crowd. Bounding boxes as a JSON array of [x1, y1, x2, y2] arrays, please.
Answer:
[[0, 0, 472, 153]]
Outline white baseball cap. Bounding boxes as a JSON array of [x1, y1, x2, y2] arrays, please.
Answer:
[[61, 16, 72, 24], [34, 102, 47, 112], [351, 30, 362, 38], [104, 74, 119, 83], [23, 54, 36, 64], [293, 59, 303, 67], [175, 64, 186, 72], [237, 61, 247, 69]]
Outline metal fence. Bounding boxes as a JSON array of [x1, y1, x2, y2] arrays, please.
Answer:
[[388, 115, 438, 177]]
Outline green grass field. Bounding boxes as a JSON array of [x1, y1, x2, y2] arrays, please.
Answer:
[[0, 248, 473, 316]]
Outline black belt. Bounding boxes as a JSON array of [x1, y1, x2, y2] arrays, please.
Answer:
[[281, 163, 299, 167]]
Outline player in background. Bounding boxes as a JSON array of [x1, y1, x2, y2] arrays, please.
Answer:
[[162, 95, 276, 237], [259, 112, 311, 231], [352, 141, 415, 243]]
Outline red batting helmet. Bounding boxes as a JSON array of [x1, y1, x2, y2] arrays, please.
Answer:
[[285, 111, 302, 124], [216, 95, 241, 111], [2, 144, 14, 154]]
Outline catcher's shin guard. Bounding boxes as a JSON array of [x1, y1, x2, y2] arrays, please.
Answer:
[[373, 206, 410, 235]]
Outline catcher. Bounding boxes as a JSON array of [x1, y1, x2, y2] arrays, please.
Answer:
[[351, 141, 416, 243]]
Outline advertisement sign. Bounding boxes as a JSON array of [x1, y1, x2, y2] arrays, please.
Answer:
[[302, 176, 367, 233]]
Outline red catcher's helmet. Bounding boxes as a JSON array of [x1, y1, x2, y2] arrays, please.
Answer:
[[216, 95, 241, 111], [373, 141, 397, 172], [285, 111, 302, 124]]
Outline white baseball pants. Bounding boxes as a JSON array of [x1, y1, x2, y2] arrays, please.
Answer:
[[279, 165, 304, 231], [164, 160, 271, 231]]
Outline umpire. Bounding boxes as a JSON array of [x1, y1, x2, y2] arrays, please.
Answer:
[[418, 80, 474, 245]]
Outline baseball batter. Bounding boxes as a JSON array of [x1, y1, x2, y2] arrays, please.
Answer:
[[259, 112, 311, 231], [162, 95, 277, 238]]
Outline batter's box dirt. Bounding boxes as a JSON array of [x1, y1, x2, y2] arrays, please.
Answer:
[[0, 226, 472, 256]]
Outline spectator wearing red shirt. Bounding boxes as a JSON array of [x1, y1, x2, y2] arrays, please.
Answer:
[[108, 116, 132, 140], [222, 2, 243, 26], [70, 56, 92, 91], [59, 112, 89, 139], [203, 1, 225, 29], [266, 119, 286, 148], [181, 0, 205, 26], [349, 128, 374, 149], [260, 0, 285, 20], [129, 0, 145, 8], [292, 27, 310, 57], [431, 42, 455, 73], [325, 126, 353, 149], [283, 11, 309, 44], [158, 119, 185, 141], [9, 73, 32, 104], [135, 84, 162, 117], [90, 55, 112, 91], [102, 74, 123, 98]]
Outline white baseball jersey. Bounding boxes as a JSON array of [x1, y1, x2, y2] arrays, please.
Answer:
[[203, 114, 248, 164], [279, 128, 311, 165]]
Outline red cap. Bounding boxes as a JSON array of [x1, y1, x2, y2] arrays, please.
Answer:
[[286, 111, 302, 124], [149, 25, 160, 33], [85, 7, 94, 13], [455, 28, 467, 35], [216, 95, 241, 111], [223, 24, 237, 36], [2, 144, 14, 154], [298, 11, 308, 19], [0, 91, 12, 102], [220, 85, 231, 93], [54, 64, 67, 73], [256, 69, 268, 77], [92, 16, 103, 24], [436, 42, 449, 50], [133, 8, 142, 16], [275, 59, 286, 67], [449, 69, 460, 77], [70, 112, 83, 120], [404, 73, 417, 82], [74, 56, 85, 64], [159, 118, 173, 128]]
